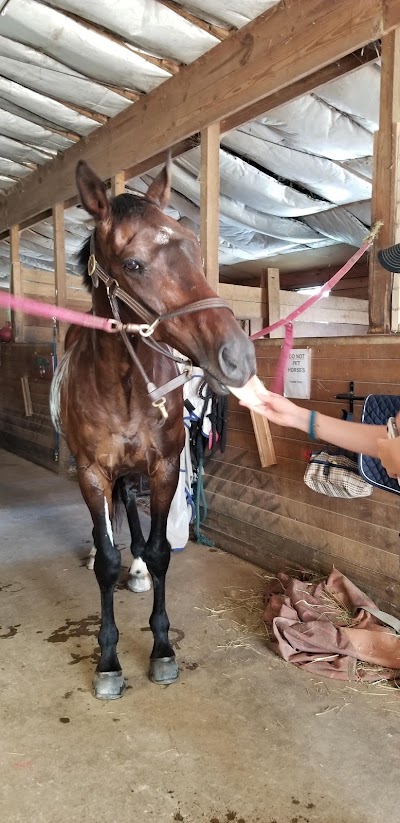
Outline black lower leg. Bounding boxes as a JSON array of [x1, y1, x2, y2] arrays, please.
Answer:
[[144, 516, 174, 660], [93, 523, 121, 673], [121, 475, 146, 559]]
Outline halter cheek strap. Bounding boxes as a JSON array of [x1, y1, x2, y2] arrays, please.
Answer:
[[88, 233, 233, 422]]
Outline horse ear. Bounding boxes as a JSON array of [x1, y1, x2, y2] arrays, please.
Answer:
[[146, 153, 172, 210], [76, 161, 110, 222]]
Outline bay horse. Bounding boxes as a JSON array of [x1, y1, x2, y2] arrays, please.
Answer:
[[51, 158, 256, 699]]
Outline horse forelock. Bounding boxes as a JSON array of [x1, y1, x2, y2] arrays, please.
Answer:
[[77, 193, 149, 292]]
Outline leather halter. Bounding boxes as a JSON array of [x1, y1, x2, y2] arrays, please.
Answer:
[[87, 233, 233, 422]]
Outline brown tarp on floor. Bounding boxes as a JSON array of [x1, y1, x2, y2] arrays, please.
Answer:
[[264, 568, 400, 681]]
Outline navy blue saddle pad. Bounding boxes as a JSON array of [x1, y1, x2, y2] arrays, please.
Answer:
[[358, 394, 400, 496]]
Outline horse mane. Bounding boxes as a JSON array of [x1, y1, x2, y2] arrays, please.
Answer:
[[77, 193, 148, 292]]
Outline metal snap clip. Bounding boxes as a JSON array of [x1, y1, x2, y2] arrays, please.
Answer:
[[139, 319, 159, 338], [152, 396, 168, 421]]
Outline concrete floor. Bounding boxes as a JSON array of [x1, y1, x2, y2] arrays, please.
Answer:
[[1, 449, 400, 823]]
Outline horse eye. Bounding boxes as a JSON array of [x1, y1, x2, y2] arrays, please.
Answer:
[[122, 258, 142, 274]]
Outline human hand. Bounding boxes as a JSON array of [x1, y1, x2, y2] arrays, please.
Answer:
[[239, 390, 309, 431]]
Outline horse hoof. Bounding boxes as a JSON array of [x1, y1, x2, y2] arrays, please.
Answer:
[[148, 656, 179, 685], [127, 574, 152, 593], [92, 670, 126, 700]]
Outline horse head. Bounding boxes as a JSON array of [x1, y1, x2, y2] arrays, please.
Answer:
[[76, 159, 256, 392]]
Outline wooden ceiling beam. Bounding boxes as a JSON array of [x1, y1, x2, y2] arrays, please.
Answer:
[[124, 135, 200, 181], [0, 0, 399, 233]]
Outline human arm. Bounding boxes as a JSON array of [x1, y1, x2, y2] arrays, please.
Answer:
[[376, 430, 400, 477], [240, 392, 387, 458]]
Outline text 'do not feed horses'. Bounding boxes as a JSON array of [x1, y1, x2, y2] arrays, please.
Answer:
[[51, 158, 256, 699]]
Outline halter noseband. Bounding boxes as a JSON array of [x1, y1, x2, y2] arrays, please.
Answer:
[[87, 233, 233, 422]]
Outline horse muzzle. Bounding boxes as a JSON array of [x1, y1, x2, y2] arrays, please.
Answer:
[[216, 333, 256, 388]]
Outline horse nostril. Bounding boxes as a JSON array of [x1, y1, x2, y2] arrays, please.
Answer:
[[218, 337, 256, 385], [219, 345, 238, 376]]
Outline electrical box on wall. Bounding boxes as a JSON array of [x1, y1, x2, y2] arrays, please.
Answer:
[[31, 353, 54, 380]]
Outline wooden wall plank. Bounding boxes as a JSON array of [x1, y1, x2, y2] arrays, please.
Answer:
[[203, 527, 400, 619], [203, 334, 400, 605], [0, 342, 58, 473]]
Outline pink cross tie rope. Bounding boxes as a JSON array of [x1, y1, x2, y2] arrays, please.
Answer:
[[250, 226, 380, 394], [0, 292, 117, 333]]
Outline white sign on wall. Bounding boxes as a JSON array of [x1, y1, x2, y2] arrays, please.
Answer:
[[284, 348, 311, 399]]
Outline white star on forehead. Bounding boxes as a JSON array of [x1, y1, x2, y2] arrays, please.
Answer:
[[154, 226, 174, 245]]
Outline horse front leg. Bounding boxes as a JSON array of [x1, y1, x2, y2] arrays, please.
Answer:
[[144, 458, 180, 686], [78, 468, 125, 700]]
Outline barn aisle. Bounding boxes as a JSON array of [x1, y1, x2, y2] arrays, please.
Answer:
[[1, 448, 399, 823]]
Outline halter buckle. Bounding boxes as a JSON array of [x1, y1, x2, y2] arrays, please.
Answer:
[[152, 396, 168, 421], [106, 279, 118, 299]]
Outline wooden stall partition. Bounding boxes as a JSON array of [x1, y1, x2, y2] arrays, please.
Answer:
[[203, 336, 400, 615], [0, 342, 58, 471], [219, 279, 369, 338], [20, 267, 55, 343], [0, 301, 10, 329], [20, 266, 91, 344]]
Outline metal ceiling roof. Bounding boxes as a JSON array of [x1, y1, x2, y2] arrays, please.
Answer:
[[0, 0, 378, 287]]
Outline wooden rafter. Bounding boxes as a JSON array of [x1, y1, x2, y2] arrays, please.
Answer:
[[1, 0, 400, 233], [0, 72, 108, 125], [221, 43, 380, 134], [156, 0, 233, 41], [34, 0, 180, 75], [0, 98, 81, 142]]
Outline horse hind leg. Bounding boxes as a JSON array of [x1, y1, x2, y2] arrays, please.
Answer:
[[118, 476, 152, 593], [79, 469, 125, 700]]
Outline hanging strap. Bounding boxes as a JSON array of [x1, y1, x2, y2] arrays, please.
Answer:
[[361, 606, 400, 635], [250, 225, 382, 394]]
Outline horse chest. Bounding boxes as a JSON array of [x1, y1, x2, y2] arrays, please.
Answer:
[[93, 414, 168, 477]]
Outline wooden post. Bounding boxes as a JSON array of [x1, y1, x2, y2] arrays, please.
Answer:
[[250, 410, 277, 467], [10, 224, 24, 342], [111, 172, 125, 197], [267, 268, 281, 338], [369, 30, 400, 333], [53, 202, 67, 343], [200, 123, 220, 294]]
